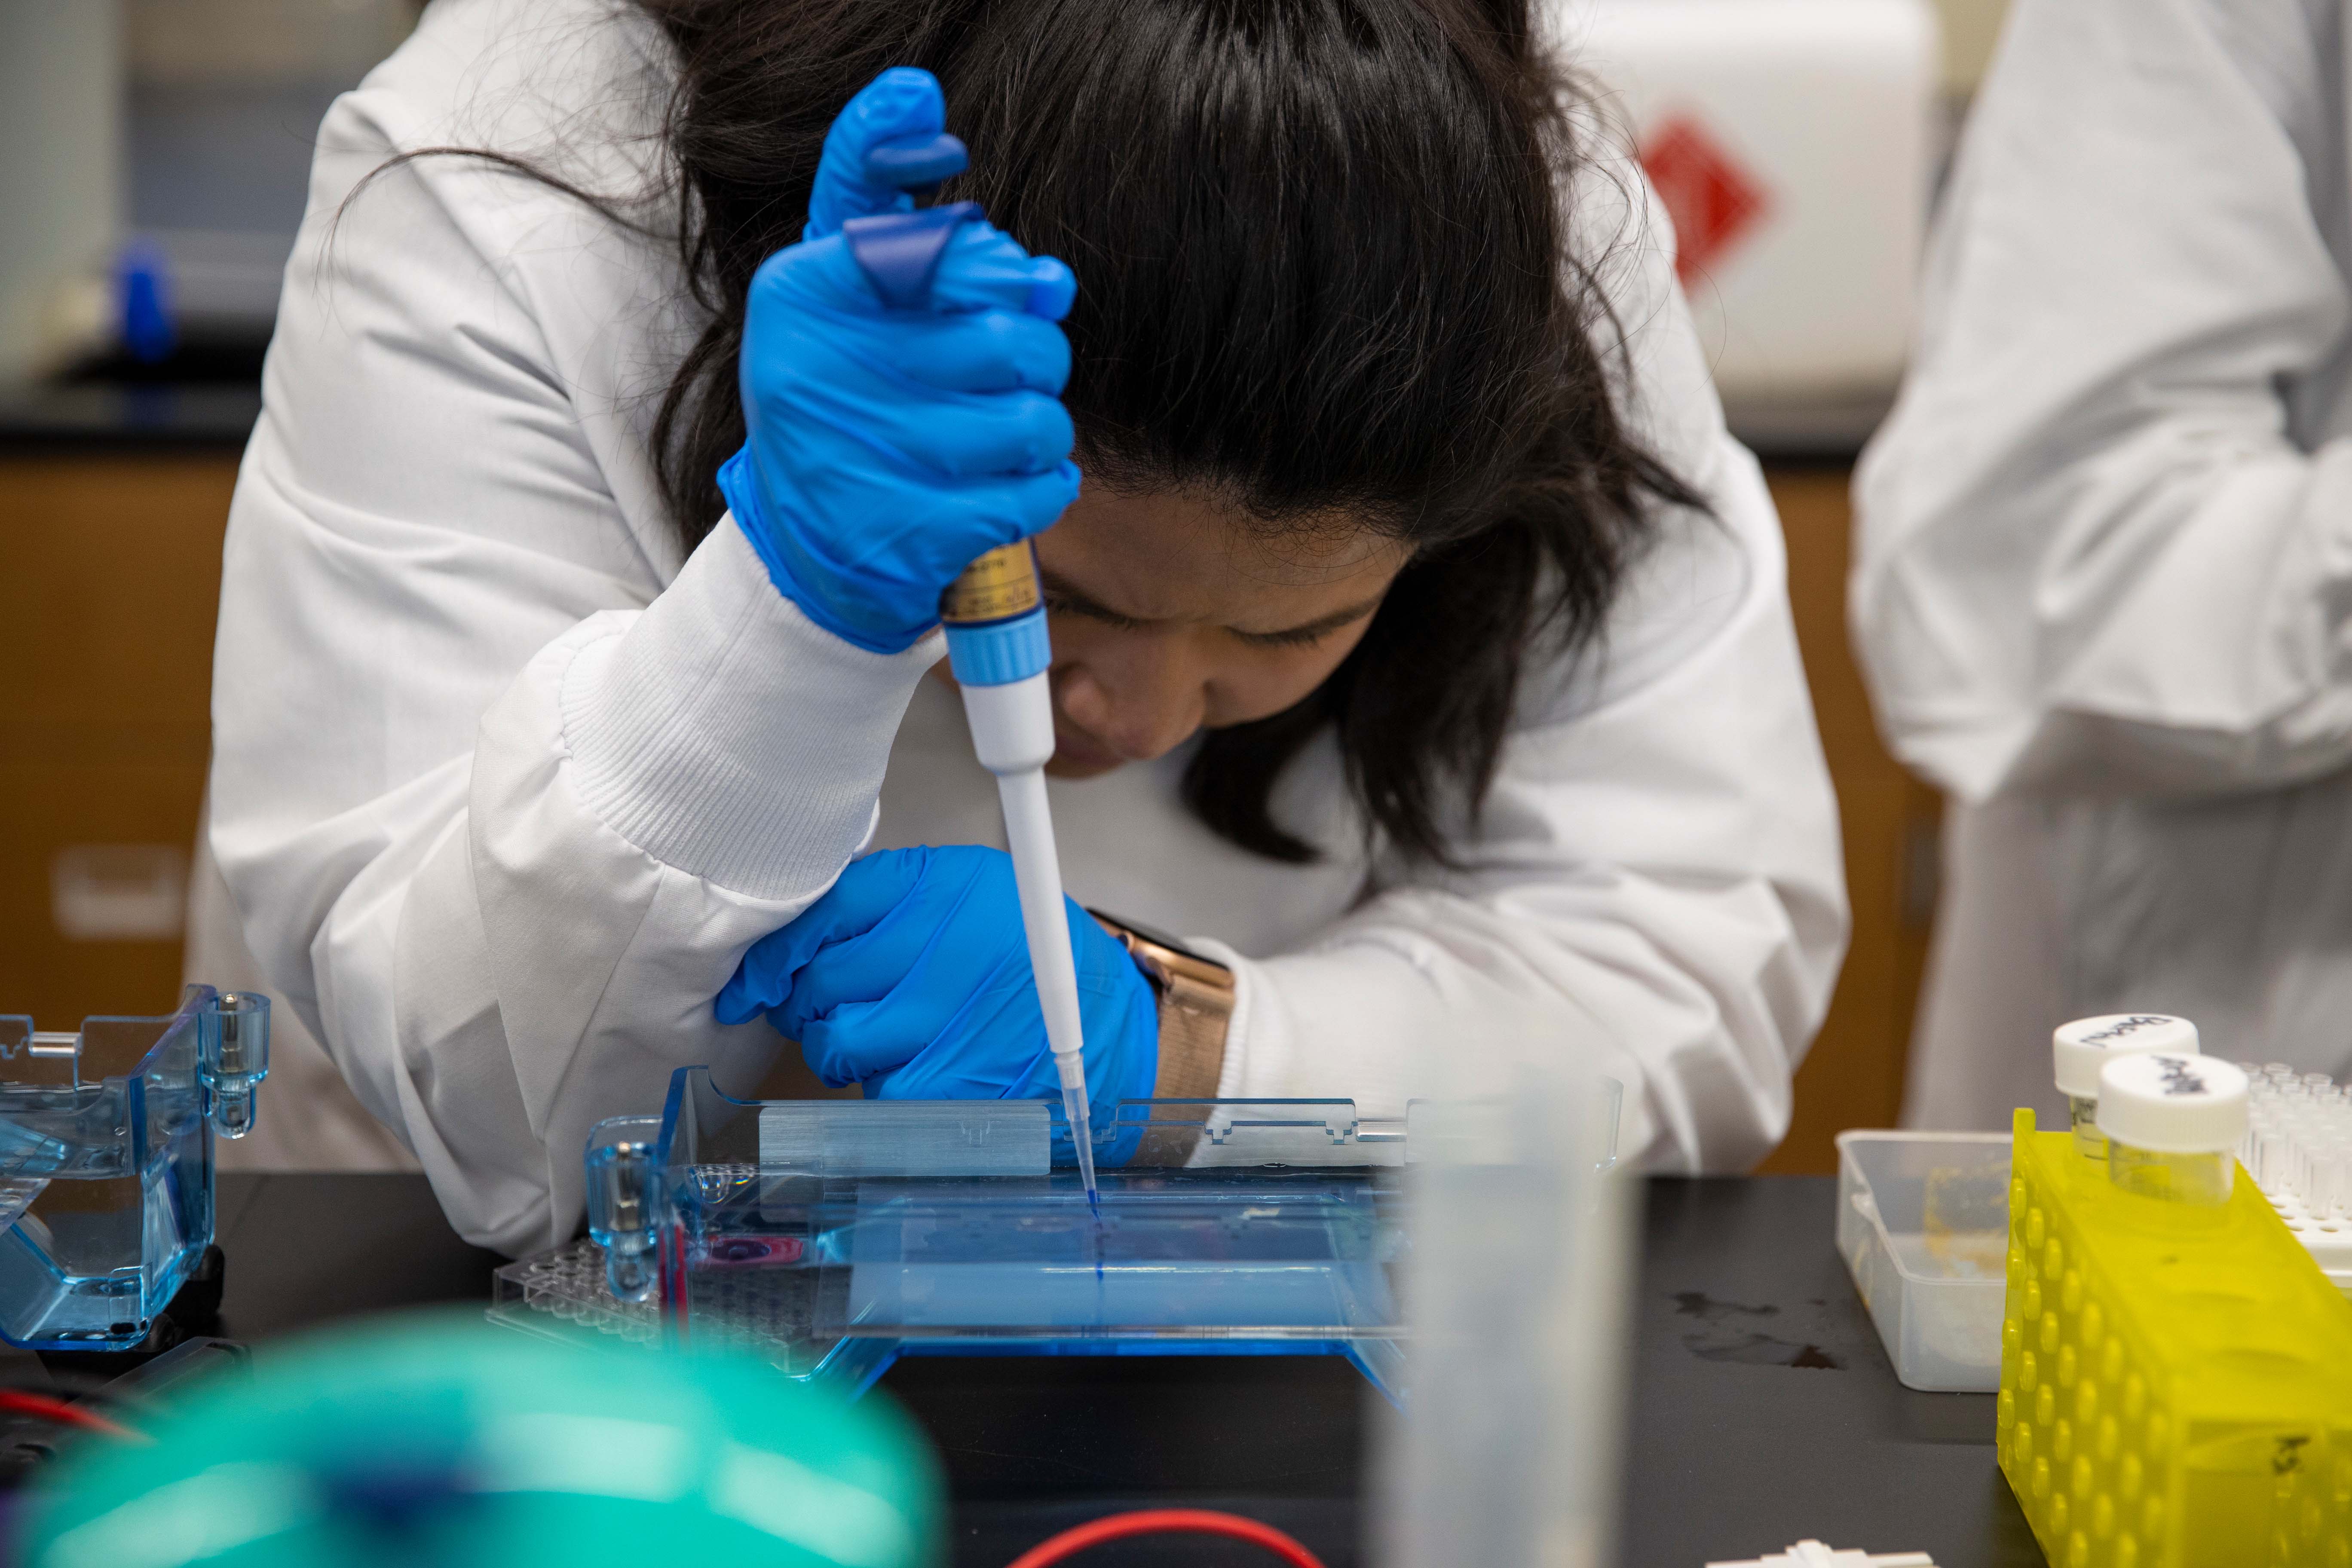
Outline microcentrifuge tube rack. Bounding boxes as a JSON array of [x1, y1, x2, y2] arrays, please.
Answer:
[[2233, 1060, 2352, 1295]]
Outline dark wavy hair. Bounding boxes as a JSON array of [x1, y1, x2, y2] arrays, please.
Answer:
[[445, 0, 1701, 863]]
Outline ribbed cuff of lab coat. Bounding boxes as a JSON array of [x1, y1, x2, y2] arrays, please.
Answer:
[[562, 516, 943, 900]]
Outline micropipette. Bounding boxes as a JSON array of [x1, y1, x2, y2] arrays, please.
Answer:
[[939, 545, 1101, 1205], [842, 133, 1101, 1204]]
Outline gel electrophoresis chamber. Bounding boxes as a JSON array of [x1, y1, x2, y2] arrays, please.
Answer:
[[493, 1066, 1619, 1400]]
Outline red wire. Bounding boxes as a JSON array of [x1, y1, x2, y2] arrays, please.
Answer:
[[0, 1390, 144, 1442], [1005, 1508, 1328, 1568]]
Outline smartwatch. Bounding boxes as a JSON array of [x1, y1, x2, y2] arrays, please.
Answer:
[[1087, 910, 1234, 1100]]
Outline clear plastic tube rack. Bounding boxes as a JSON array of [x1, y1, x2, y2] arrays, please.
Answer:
[[2234, 1060, 2352, 1293]]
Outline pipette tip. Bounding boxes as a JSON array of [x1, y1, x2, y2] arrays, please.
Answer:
[[1062, 1084, 1101, 1210]]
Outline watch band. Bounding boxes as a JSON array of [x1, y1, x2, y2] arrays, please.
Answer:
[[1088, 911, 1234, 1100]]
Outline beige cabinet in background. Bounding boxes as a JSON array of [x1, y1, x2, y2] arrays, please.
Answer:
[[1760, 467, 1939, 1172], [0, 454, 236, 1029]]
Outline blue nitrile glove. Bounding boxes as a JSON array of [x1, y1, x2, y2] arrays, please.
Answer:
[[717, 846, 1160, 1161], [801, 65, 949, 242], [717, 67, 1081, 654]]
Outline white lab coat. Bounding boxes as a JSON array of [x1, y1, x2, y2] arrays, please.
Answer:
[[206, 0, 1845, 1252], [1854, 0, 2352, 1130]]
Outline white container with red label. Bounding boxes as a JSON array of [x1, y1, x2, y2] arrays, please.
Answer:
[[1559, 0, 1943, 447]]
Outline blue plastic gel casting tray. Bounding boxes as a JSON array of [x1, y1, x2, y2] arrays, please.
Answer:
[[0, 985, 269, 1349], [493, 1066, 1428, 1398]]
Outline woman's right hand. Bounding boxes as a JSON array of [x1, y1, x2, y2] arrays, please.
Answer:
[[716, 67, 1081, 655]]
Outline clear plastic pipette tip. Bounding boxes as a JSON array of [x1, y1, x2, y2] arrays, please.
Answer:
[[1062, 1083, 1101, 1212]]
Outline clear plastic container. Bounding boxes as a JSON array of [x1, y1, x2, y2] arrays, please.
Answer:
[[1376, 1068, 1632, 1568], [0, 985, 268, 1348], [1834, 1130, 2012, 1392], [495, 1066, 1622, 1402]]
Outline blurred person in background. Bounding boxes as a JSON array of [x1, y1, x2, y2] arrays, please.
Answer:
[[1854, 0, 2352, 1127]]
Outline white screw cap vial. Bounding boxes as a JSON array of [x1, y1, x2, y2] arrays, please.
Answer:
[[2053, 1014, 2199, 1159], [2096, 1053, 2248, 1207]]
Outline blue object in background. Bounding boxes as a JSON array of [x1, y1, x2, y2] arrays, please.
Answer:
[[113, 242, 176, 364]]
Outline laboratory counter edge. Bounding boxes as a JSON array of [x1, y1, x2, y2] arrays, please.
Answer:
[[0, 382, 1870, 463], [0, 382, 264, 451], [188, 1173, 2043, 1568]]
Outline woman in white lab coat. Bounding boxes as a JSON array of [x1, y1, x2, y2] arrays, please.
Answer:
[[1855, 0, 2352, 1127], [207, 0, 1844, 1252]]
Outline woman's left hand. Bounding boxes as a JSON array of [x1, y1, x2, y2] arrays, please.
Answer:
[[717, 846, 1160, 1115]]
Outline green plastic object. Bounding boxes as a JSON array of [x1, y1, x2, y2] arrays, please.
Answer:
[[16, 1311, 943, 1568]]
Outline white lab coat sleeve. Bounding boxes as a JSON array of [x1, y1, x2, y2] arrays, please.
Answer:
[[209, 26, 937, 1254], [1852, 0, 2352, 802], [1203, 167, 1848, 1173]]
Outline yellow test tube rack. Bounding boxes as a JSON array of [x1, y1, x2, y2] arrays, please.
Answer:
[[1998, 1109, 2352, 1567]]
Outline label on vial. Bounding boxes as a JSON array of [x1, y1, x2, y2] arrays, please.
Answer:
[[2078, 1015, 2178, 1046]]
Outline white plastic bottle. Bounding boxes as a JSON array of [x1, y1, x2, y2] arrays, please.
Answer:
[[2095, 1054, 2250, 1208], [2051, 1014, 2199, 1161]]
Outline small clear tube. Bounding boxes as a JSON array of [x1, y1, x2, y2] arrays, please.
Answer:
[[2256, 1127, 2289, 1191], [2317, 1137, 2350, 1218]]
